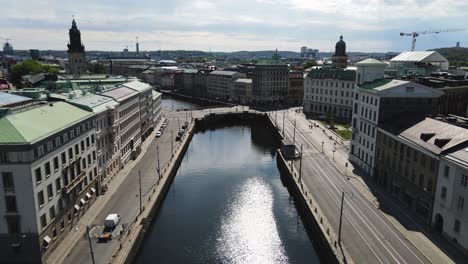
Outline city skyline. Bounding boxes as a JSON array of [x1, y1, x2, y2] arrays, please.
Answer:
[[2, 0, 468, 52]]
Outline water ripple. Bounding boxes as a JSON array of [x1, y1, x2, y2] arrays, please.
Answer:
[[216, 177, 289, 264]]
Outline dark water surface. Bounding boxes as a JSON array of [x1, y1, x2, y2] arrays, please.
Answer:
[[162, 97, 198, 111], [134, 124, 320, 264]]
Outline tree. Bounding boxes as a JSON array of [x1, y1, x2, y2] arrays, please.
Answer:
[[304, 60, 317, 69], [9, 59, 58, 88], [88, 63, 106, 74]]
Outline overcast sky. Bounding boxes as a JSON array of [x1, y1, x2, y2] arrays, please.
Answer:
[[1, 0, 467, 52]]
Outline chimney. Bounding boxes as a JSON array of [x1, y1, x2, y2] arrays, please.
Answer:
[[136, 37, 140, 56]]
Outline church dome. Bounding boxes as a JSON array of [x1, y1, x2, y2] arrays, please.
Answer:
[[334, 35, 346, 56]]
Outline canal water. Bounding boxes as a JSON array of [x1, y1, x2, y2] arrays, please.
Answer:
[[134, 123, 320, 264], [162, 96, 198, 111]]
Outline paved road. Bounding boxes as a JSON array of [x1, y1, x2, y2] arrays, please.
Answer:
[[64, 114, 187, 264], [279, 110, 429, 264]]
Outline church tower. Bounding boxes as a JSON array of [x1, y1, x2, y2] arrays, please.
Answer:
[[67, 19, 86, 75], [332, 35, 348, 68]]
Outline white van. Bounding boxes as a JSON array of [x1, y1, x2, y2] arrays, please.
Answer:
[[104, 214, 121, 229]]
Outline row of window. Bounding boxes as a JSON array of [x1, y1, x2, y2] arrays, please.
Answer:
[[34, 135, 96, 185], [118, 102, 139, 119], [34, 120, 95, 159], [307, 79, 353, 89]]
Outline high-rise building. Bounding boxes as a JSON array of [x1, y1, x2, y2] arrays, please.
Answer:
[[300, 46, 307, 57], [332, 35, 348, 68], [67, 19, 86, 75]]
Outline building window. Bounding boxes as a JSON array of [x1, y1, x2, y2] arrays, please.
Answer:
[[444, 166, 450, 178], [441, 186, 447, 200], [5, 196, 18, 212], [53, 157, 59, 171], [40, 214, 47, 229], [45, 162, 51, 177], [454, 219, 461, 233], [61, 152, 67, 165], [49, 206, 56, 220], [47, 184, 53, 200], [6, 217, 20, 234], [35, 168, 42, 184], [60, 218, 65, 231], [86, 137, 90, 148], [56, 178, 62, 194], [38, 191, 45, 208], [461, 174, 468, 187], [2, 172, 14, 190], [419, 174, 424, 188], [457, 196, 464, 211]]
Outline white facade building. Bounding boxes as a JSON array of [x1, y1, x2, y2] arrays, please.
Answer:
[[350, 59, 443, 176], [433, 147, 468, 254], [303, 67, 356, 120], [207, 71, 245, 100], [0, 102, 98, 262]]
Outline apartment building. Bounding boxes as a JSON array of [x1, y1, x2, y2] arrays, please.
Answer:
[[101, 87, 141, 164], [376, 117, 468, 223], [122, 81, 154, 141], [233, 78, 253, 104], [207, 71, 245, 100], [68, 93, 120, 187], [0, 102, 98, 263], [433, 144, 468, 254], [287, 71, 304, 106], [303, 67, 355, 120], [350, 58, 443, 177]]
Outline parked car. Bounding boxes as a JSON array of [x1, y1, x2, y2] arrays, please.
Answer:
[[156, 131, 162, 137], [161, 123, 167, 128], [175, 135, 181, 141]]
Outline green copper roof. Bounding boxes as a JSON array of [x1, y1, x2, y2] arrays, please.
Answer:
[[0, 102, 94, 144], [256, 50, 286, 66], [359, 79, 393, 90], [307, 67, 356, 81]]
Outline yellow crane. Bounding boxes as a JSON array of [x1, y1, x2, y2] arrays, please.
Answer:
[[400, 28, 465, 51]]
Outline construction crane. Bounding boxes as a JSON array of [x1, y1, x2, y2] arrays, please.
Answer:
[[400, 28, 465, 51]]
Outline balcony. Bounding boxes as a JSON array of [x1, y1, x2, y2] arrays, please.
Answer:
[[62, 170, 87, 194]]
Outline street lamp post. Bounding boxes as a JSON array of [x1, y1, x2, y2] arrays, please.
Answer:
[[338, 192, 345, 245], [171, 130, 174, 155], [86, 226, 96, 264], [299, 144, 303, 183], [282, 111, 285, 134], [157, 145, 161, 180], [321, 141, 324, 153], [293, 120, 297, 146], [139, 170, 142, 214], [332, 149, 336, 161]]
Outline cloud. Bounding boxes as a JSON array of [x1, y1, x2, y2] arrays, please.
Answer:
[[1, 0, 467, 52]]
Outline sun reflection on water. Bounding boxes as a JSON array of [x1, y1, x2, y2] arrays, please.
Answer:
[[217, 177, 289, 264]]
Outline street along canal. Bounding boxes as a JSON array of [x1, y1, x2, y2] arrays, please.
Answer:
[[134, 119, 322, 264]]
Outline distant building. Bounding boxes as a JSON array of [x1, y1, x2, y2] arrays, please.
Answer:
[[456, 42, 460, 48], [332, 36, 348, 69], [386, 51, 449, 77], [207, 71, 245, 100], [287, 71, 304, 106], [303, 67, 355, 120], [349, 58, 443, 177], [30, 49, 41, 60], [67, 19, 86, 75], [233, 78, 252, 104], [2, 41, 14, 55], [252, 50, 289, 105]]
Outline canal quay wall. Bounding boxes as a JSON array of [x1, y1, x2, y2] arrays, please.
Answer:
[[276, 150, 353, 264], [112, 110, 346, 264]]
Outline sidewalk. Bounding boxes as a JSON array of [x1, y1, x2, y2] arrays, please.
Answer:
[[45, 121, 163, 264], [281, 109, 459, 264]]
